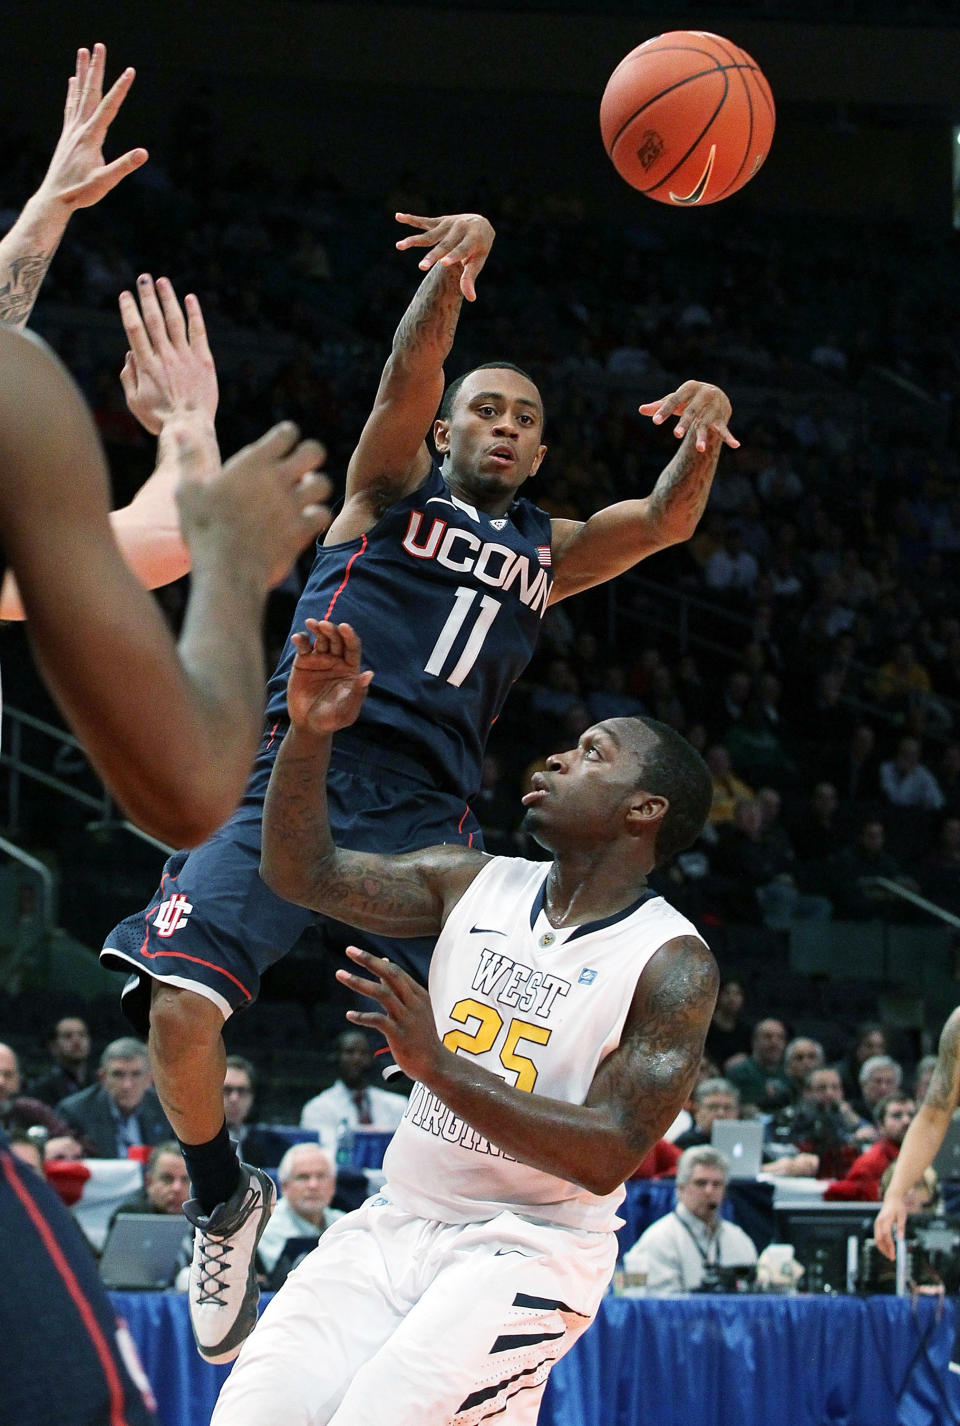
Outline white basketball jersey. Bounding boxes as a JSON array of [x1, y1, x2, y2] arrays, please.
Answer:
[[383, 855, 707, 1232]]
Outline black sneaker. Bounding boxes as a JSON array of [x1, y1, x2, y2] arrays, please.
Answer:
[[184, 1163, 276, 1364]]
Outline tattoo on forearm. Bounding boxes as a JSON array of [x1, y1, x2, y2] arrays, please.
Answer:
[[648, 434, 720, 531], [0, 252, 55, 328], [393, 262, 463, 358]]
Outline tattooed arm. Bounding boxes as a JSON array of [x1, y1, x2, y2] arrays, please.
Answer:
[[0, 44, 146, 329], [875, 1006, 960, 1258], [324, 212, 494, 543], [337, 933, 718, 1195], [260, 617, 489, 922], [548, 380, 738, 604]]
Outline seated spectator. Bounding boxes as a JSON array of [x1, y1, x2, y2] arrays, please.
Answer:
[[850, 1054, 904, 1125], [770, 1066, 871, 1179], [585, 664, 645, 723], [873, 641, 933, 713], [300, 1030, 407, 1151], [723, 701, 795, 787], [30, 1016, 93, 1107], [712, 799, 830, 928], [674, 1078, 741, 1150], [705, 976, 752, 1070], [824, 724, 881, 806], [913, 1054, 939, 1106], [879, 736, 944, 812], [257, 1143, 343, 1279], [705, 745, 754, 826], [109, 1141, 190, 1224], [57, 1037, 172, 1159], [783, 1038, 825, 1103], [824, 818, 918, 920], [823, 1094, 915, 1202], [727, 1018, 792, 1113], [836, 1022, 888, 1101], [622, 1146, 758, 1294], [0, 1042, 81, 1155], [704, 527, 758, 597], [917, 815, 960, 917], [222, 1055, 293, 1169]]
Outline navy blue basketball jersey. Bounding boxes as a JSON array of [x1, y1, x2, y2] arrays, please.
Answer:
[[264, 463, 554, 798]]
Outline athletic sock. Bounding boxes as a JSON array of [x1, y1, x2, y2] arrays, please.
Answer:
[[179, 1121, 241, 1216]]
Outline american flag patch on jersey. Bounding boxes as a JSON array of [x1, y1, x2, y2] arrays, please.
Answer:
[[536, 545, 552, 567]]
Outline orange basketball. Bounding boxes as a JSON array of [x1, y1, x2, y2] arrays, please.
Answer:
[[600, 30, 775, 205]]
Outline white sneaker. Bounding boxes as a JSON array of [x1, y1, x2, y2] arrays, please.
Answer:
[[184, 1163, 276, 1364]]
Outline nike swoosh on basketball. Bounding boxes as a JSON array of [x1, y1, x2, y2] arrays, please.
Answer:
[[471, 925, 507, 936], [669, 144, 717, 205]]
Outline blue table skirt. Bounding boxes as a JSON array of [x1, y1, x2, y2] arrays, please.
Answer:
[[112, 1289, 960, 1426]]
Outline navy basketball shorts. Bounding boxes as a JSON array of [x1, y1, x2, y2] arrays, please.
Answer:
[[101, 738, 483, 1037], [0, 1132, 155, 1425]]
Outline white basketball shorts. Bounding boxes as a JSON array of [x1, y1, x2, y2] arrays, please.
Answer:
[[211, 1191, 617, 1426]]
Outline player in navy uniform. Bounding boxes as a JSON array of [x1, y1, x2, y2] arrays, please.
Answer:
[[100, 210, 737, 1365], [210, 618, 719, 1425]]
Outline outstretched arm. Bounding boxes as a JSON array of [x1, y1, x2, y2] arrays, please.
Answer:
[[0, 44, 146, 329], [261, 618, 487, 922], [324, 212, 495, 543], [0, 325, 331, 846], [875, 1007, 960, 1258], [337, 933, 718, 1195], [548, 380, 738, 603], [0, 276, 217, 620]]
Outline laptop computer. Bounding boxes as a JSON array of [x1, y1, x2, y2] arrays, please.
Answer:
[[99, 1213, 189, 1290], [711, 1119, 765, 1179], [932, 1116, 960, 1180]]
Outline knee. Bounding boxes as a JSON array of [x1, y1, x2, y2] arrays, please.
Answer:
[[149, 983, 223, 1059]]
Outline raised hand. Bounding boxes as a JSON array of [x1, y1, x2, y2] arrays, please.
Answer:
[[395, 212, 495, 302], [285, 619, 374, 735], [639, 380, 739, 452], [337, 946, 442, 1083], [36, 43, 147, 213], [119, 275, 218, 436], [174, 419, 331, 592]]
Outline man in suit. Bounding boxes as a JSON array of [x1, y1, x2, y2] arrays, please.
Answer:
[[57, 1037, 172, 1158]]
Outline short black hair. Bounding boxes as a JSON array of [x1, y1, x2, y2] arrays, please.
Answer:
[[439, 361, 542, 426], [625, 716, 712, 867]]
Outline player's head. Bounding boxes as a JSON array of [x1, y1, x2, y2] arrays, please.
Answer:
[[522, 715, 711, 869], [434, 363, 547, 501]]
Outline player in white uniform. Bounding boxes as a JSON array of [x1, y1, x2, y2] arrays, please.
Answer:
[[208, 619, 719, 1426]]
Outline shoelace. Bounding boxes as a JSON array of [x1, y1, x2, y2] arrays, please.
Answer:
[[194, 1234, 236, 1307]]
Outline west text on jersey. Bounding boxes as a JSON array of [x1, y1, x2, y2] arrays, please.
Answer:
[[472, 948, 571, 1019]]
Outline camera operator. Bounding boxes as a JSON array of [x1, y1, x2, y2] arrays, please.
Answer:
[[771, 1066, 873, 1178], [622, 1146, 757, 1294]]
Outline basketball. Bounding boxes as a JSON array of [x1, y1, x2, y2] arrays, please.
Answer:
[[600, 30, 775, 205]]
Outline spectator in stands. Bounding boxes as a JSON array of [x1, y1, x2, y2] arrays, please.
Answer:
[[0, 1042, 82, 1156], [851, 1054, 904, 1125], [825, 724, 881, 806], [256, 1143, 343, 1278], [57, 1037, 172, 1159], [783, 1038, 825, 1103], [879, 736, 945, 812], [873, 642, 933, 715], [585, 664, 645, 724], [772, 1066, 870, 1179], [823, 1094, 915, 1202], [299, 1030, 407, 1151], [727, 1018, 792, 1113], [824, 818, 917, 920], [110, 1141, 191, 1222], [723, 700, 796, 788], [913, 1054, 939, 1107], [222, 1056, 291, 1170], [836, 1022, 888, 1100], [917, 816, 960, 917], [704, 526, 758, 597], [712, 798, 830, 928], [622, 1146, 758, 1294], [789, 782, 846, 867], [705, 976, 752, 1070], [705, 745, 754, 826], [30, 1016, 93, 1107], [674, 1078, 740, 1149]]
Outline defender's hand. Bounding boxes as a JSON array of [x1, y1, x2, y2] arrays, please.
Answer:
[[874, 1195, 907, 1262], [175, 419, 331, 591], [639, 380, 739, 452], [36, 43, 147, 213], [119, 276, 218, 436], [286, 619, 373, 734], [338, 946, 442, 1083], [395, 212, 495, 302]]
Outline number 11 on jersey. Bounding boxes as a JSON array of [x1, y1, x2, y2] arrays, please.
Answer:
[[424, 586, 502, 687]]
